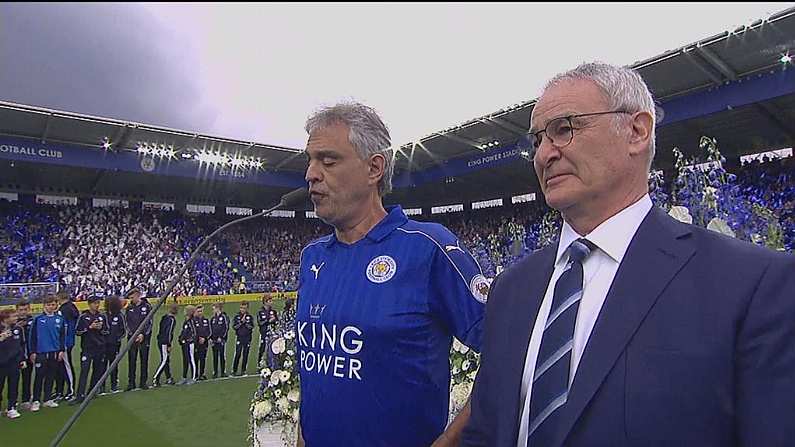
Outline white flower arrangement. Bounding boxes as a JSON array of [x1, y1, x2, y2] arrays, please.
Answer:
[[271, 338, 287, 355], [449, 337, 480, 418], [269, 371, 281, 387], [668, 206, 693, 224], [252, 400, 272, 420], [250, 328, 300, 447], [707, 217, 735, 237]]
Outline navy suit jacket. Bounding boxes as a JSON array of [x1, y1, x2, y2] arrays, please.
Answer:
[[463, 207, 795, 447]]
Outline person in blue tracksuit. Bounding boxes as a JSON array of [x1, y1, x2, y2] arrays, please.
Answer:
[[29, 295, 67, 412]]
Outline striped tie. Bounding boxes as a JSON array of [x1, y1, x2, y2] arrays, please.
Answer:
[[527, 238, 593, 446]]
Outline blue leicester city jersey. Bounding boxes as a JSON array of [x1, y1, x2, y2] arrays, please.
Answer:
[[31, 313, 66, 354], [297, 206, 488, 447]]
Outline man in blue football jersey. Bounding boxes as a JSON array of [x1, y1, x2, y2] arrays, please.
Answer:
[[296, 102, 487, 447]]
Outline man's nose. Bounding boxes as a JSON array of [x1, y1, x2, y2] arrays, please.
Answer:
[[305, 161, 322, 185]]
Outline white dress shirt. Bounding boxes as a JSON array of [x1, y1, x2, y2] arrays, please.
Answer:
[[516, 195, 653, 447]]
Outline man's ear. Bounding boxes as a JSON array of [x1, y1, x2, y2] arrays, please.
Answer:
[[628, 111, 654, 157], [368, 153, 386, 187]]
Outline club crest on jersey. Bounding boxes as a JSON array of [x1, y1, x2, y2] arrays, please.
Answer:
[[470, 274, 490, 304], [366, 255, 396, 284]]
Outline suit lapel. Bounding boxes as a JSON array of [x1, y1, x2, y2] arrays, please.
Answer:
[[553, 208, 696, 446], [504, 245, 557, 441]]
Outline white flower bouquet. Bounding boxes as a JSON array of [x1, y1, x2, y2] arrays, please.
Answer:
[[249, 331, 300, 447], [449, 338, 480, 417]]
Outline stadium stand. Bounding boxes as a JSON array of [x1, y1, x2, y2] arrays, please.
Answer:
[[1, 155, 792, 302]]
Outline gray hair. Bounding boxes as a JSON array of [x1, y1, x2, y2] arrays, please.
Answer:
[[543, 62, 657, 171], [305, 101, 394, 196]]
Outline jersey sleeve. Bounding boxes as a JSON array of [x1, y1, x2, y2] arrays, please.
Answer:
[[29, 316, 39, 355], [100, 316, 110, 336], [59, 318, 67, 351], [76, 313, 90, 335], [427, 236, 487, 352]]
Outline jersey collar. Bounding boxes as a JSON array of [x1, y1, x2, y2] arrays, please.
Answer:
[[325, 205, 408, 246]]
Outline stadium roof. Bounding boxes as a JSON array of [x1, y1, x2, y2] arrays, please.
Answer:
[[1, 6, 794, 210], [389, 6, 795, 172], [386, 6, 795, 206]]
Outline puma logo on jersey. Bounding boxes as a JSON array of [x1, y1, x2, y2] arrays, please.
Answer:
[[310, 262, 325, 279], [445, 242, 463, 253]]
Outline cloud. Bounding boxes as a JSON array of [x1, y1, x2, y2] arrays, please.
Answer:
[[1, 2, 789, 151], [0, 3, 217, 132]]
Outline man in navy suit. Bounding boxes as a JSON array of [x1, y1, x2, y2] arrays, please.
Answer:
[[463, 62, 795, 447]]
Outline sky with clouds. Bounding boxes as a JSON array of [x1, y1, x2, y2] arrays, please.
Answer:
[[0, 2, 790, 149]]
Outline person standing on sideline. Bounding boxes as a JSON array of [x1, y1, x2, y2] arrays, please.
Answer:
[[210, 303, 229, 378], [153, 303, 178, 387], [193, 305, 211, 381], [29, 295, 67, 412], [256, 296, 278, 369], [0, 309, 26, 419], [54, 291, 78, 401], [278, 298, 296, 335], [69, 295, 108, 405], [296, 102, 485, 447], [124, 287, 153, 391], [231, 302, 254, 376], [14, 300, 34, 410], [463, 62, 795, 447], [102, 296, 126, 393], [178, 305, 198, 385]]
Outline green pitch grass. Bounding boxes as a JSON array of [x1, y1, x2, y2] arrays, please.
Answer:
[[1, 301, 284, 447]]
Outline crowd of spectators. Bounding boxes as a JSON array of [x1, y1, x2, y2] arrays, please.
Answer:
[[1, 155, 792, 301]]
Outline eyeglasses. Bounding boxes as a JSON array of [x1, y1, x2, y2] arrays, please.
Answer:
[[517, 110, 632, 157]]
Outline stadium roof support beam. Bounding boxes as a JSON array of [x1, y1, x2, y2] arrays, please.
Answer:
[[480, 117, 526, 136], [696, 44, 737, 81], [683, 50, 724, 85], [112, 124, 136, 151], [754, 103, 795, 141], [440, 133, 484, 151], [89, 169, 107, 193], [40, 113, 53, 144], [274, 151, 304, 170]]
